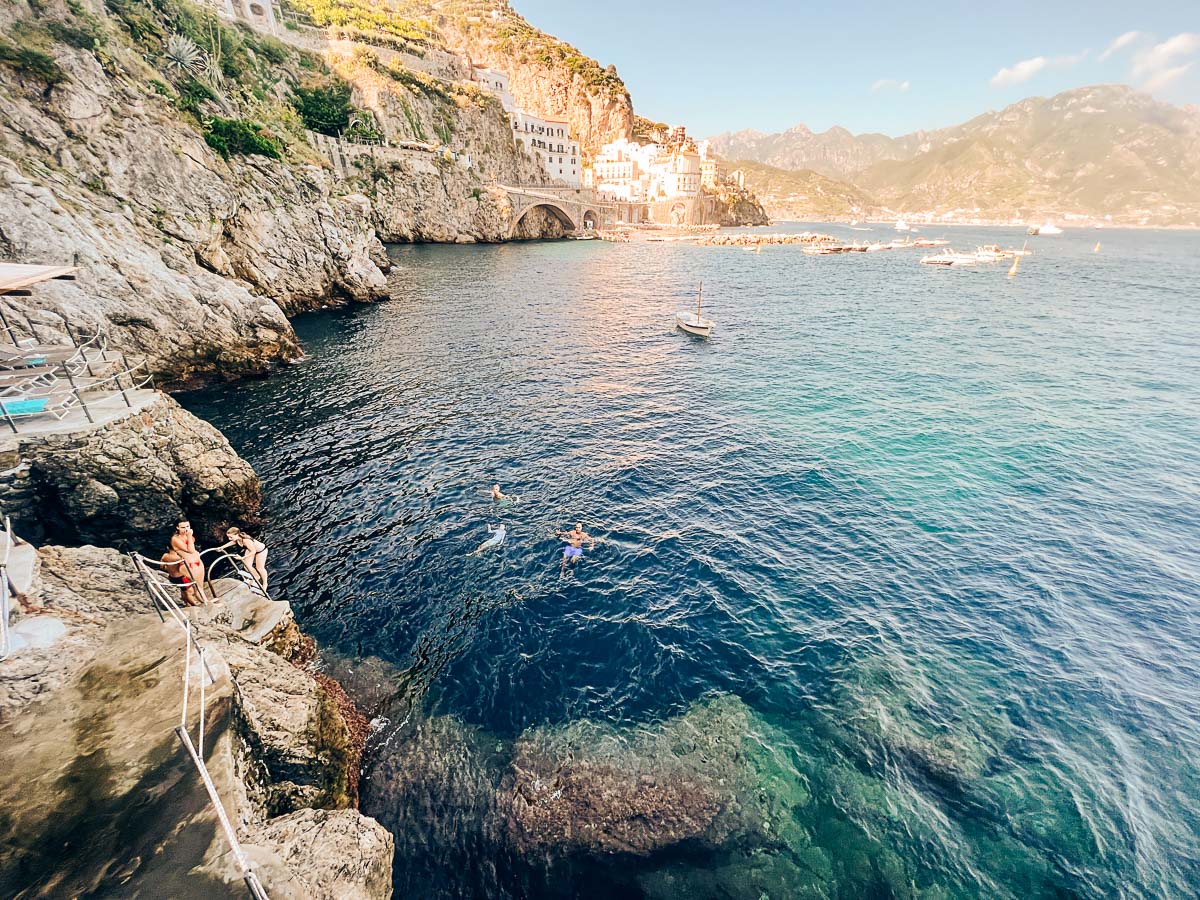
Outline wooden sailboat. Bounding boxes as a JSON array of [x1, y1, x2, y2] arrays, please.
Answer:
[[1008, 254, 1020, 278], [675, 281, 714, 337]]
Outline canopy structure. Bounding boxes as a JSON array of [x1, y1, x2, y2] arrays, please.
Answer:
[[0, 264, 77, 294]]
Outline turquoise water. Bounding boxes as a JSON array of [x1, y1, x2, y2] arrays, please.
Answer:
[[183, 225, 1200, 898]]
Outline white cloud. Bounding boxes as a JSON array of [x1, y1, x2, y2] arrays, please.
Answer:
[[990, 50, 1090, 87], [1142, 62, 1193, 93], [871, 78, 911, 93], [1133, 32, 1200, 78], [1099, 30, 1143, 61], [991, 56, 1049, 87]]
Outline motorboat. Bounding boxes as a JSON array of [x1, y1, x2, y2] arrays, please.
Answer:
[[895, 219, 911, 232], [1028, 221, 1062, 235], [676, 282, 714, 337], [920, 250, 978, 267], [974, 244, 1007, 263]]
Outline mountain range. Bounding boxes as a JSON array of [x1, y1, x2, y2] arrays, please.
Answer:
[[709, 86, 1200, 226]]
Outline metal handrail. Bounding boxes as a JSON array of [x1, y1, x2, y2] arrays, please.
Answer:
[[0, 516, 12, 660], [0, 357, 155, 433], [127, 551, 269, 898], [198, 547, 271, 602]]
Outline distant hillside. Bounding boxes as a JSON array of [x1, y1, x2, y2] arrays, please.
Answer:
[[723, 161, 879, 221], [710, 125, 924, 181], [711, 86, 1200, 226]]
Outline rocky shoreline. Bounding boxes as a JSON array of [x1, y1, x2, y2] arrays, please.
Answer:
[[0, 380, 395, 896]]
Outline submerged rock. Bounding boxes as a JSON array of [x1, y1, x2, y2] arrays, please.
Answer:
[[501, 695, 779, 858]]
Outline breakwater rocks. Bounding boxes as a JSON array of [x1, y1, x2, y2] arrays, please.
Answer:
[[0, 392, 259, 546], [695, 231, 836, 247], [0, 544, 393, 898]]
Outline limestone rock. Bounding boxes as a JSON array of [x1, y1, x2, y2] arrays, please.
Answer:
[[6, 393, 259, 545], [243, 807, 395, 900], [0, 544, 146, 713], [219, 633, 356, 816]]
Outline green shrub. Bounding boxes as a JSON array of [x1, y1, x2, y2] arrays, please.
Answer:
[[205, 116, 282, 160], [0, 40, 68, 86], [177, 77, 216, 114], [256, 35, 289, 64], [292, 80, 353, 135], [47, 20, 105, 51]]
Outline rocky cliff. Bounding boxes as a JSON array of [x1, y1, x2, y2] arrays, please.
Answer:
[[0, 392, 259, 546], [420, 0, 634, 153], [0, 0, 573, 383], [0, 544, 394, 898]]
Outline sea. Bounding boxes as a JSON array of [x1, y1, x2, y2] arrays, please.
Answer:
[[181, 223, 1200, 899]]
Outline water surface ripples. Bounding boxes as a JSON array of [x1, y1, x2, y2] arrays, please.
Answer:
[[184, 225, 1200, 898]]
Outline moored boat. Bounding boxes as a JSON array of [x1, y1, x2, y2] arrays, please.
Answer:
[[676, 282, 714, 337], [921, 250, 978, 267]]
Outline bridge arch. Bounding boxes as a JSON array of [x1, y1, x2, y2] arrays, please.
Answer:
[[580, 208, 599, 230], [510, 200, 578, 238]]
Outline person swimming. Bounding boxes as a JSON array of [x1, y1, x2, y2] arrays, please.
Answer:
[[556, 522, 595, 568], [491, 483, 519, 505], [470, 523, 507, 556]]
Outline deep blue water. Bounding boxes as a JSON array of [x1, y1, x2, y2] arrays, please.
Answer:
[[182, 224, 1200, 899]]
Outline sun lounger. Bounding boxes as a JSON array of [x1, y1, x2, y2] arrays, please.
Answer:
[[0, 384, 77, 431]]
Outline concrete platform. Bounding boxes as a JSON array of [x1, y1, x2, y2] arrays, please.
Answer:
[[0, 389, 159, 444]]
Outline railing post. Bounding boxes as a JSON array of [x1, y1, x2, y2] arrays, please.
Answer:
[[117, 353, 133, 407], [62, 369, 94, 424], [0, 308, 19, 348]]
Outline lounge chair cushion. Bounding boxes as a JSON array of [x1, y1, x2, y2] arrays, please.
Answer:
[[1, 398, 49, 415]]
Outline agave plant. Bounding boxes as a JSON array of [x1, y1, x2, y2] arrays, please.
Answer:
[[163, 33, 204, 76], [201, 53, 225, 89]]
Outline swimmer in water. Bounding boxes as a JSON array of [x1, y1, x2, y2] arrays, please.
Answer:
[[556, 522, 595, 569], [491, 483, 519, 504], [470, 523, 507, 556]]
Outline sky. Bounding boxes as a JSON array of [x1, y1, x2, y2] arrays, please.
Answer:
[[510, 0, 1200, 138]]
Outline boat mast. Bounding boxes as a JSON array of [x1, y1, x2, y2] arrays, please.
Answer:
[[697, 281, 703, 319]]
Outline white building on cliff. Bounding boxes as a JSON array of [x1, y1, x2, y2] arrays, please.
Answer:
[[473, 65, 581, 188], [590, 130, 706, 203]]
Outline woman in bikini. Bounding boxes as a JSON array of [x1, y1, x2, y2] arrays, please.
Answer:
[[169, 521, 208, 603], [225, 527, 269, 592]]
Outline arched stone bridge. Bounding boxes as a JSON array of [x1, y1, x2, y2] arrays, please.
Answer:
[[501, 185, 616, 237]]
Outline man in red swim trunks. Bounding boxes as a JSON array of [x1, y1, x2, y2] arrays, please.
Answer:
[[169, 520, 208, 604]]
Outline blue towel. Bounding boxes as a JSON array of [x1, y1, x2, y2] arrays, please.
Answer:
[[1, 398, 49, 415]]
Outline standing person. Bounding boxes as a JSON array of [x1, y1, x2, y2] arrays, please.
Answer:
[[170, 521, 208, 603], [224, 527, 269, 593], [556, 522, 595, 569], [160, 547, 199, 607]]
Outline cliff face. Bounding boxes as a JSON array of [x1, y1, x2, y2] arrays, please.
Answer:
[[0, 393, 260, 547], [0, 544, 394, 898], [0, 0, 574, 381], [425, 2, 634, 152]]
